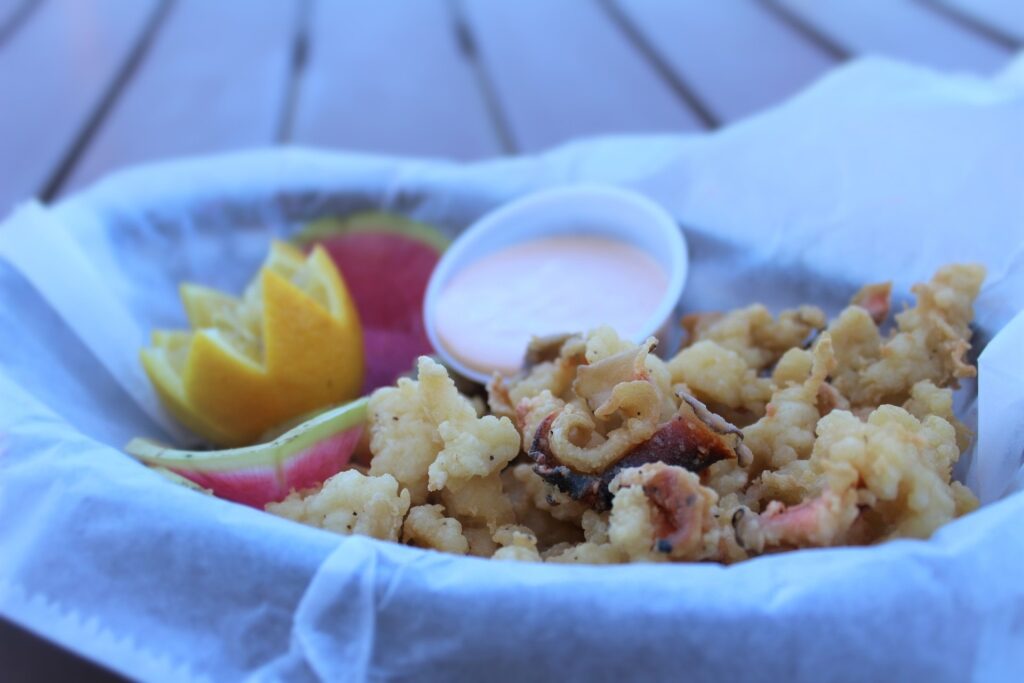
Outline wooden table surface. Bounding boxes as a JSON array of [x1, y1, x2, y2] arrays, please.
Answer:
[[1, 0, 1021, 680]]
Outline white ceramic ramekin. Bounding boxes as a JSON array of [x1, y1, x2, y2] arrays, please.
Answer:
[[424, 184, 688, 383]]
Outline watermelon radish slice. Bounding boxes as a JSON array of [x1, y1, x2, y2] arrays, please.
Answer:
[[125, 397, 368, 508], [293, 212, 447, 392], [152, 467, 213, 495]]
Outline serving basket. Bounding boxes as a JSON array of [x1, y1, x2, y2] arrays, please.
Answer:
[[1, 57, 1022, 681]]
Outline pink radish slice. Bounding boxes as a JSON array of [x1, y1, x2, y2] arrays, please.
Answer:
[[281, 426, 364, 494], [126, 397, 368, 508], [173, 464, 282, 508], [292, 213, 447, 392]]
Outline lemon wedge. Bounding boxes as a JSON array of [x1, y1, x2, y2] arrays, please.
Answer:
[[142, 241, 364, 447]]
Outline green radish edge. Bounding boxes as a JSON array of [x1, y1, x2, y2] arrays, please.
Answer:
[[125, 397, 369, 472], [291, 212, 449, 253]]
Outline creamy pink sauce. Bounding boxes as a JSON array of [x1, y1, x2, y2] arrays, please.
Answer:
[[434, 235, 668, 376]]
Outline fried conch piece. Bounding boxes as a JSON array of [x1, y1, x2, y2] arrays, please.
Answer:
[[487, 334, 588, 419], [491, 524, 542, 562], [606, 463, 739, 562], [515, 390, 566, 452], [829, 264, 985, 407], [502, 464, 585, 550], [402, 504, 469, 555], [902, 379, 972, 452], [823, 407, 968, 539], [369, 357, 521, 504], [667, 340, 774, 420], [531, 391, 751, 510], [541, 339, 665, 474], [742, 334, 837, 474], [682, 304, 826, 370], [743, 405, 977, 550], [544, 511, 627, 564], [491, 326, 676, 423], [508, 463, 588, 524], [440, 470, 515, 530], [419, 359, 522, 492], [267, 470, 410, 541], [368, 376, 439, 505], [733, 489, 860, 554], [544, 543, 626, 564], [850, 281, 892, 325]]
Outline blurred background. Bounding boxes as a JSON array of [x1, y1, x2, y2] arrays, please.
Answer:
[[1, 0, 1023, 680], [0, 0, 1022, 219]]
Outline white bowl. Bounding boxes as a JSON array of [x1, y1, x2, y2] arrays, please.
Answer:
[[424, 184, 689, 383]]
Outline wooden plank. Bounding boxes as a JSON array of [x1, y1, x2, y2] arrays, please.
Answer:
[[770, 0, 1010, 72], [612, 0, 837, 124], [461, 0, 707, 153], [0, 0, 159, 214], [930, 0, 1024, 45], [0, 0, 35, 44], [290, 0, 502, 160], [60, 0, 297, 195]]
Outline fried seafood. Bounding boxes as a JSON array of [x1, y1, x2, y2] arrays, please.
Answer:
[[532, 336, 668, 475], [267, 263, 985, 565], [829, 264, 984, 407], [486, 334, 587, 420], [607, 462, 738, 562], [682, 304, 826, 370], [402, 504, 469, 555], [850, 281, 892, 325], [529, 391, 751, 511], [491, 525, 543, 562], [667, 340, 773, 420], [369, 356, 519, 500], [742, 334, 837, 475], [502, 464, 586, 549], [745, 406, 975, 544], [364, 356, 520, 543], [267, 470, 410, 541], [439, 471, 515, 530], [733, 489, 859, 554]]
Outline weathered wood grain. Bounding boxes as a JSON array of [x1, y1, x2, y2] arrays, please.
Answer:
[[0, 0, 159, 213], [770, 0, 1010, 72], [61, 0, 298, 195], [290, 0, 503, 160], [613, 0, 837, 123], [461, 0, 707, 153]]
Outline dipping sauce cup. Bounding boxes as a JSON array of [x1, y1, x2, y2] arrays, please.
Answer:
[[424, 185, 688, 384]]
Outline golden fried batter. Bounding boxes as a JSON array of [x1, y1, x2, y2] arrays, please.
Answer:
[[667, 340, 774, 420], [606, 463, 746, 563], [742, 334, 836, 474], [683, 304, 825, 370], [402, 504, 469, 555], [267, 470, 410, 541], [830, 264, 984, 407], [272, 263, 985, 566], [491, 524, 542, 562], [747, 405, 975, 546]]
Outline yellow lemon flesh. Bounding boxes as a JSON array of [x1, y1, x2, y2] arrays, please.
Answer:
[[142, 241, 364, 447]]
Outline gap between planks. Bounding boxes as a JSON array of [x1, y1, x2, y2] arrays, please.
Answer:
[[40, 0, 176, 202], [449, 0, 517, 155], [599, 0, 720, 130], [912, 0, 1022, 50], [754, 0, 851, 61], [275, 0, 311, 143], [0, 0, 40, 48]]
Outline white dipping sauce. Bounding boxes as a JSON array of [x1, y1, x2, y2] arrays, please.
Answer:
[[434, 235, 669, 377]]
